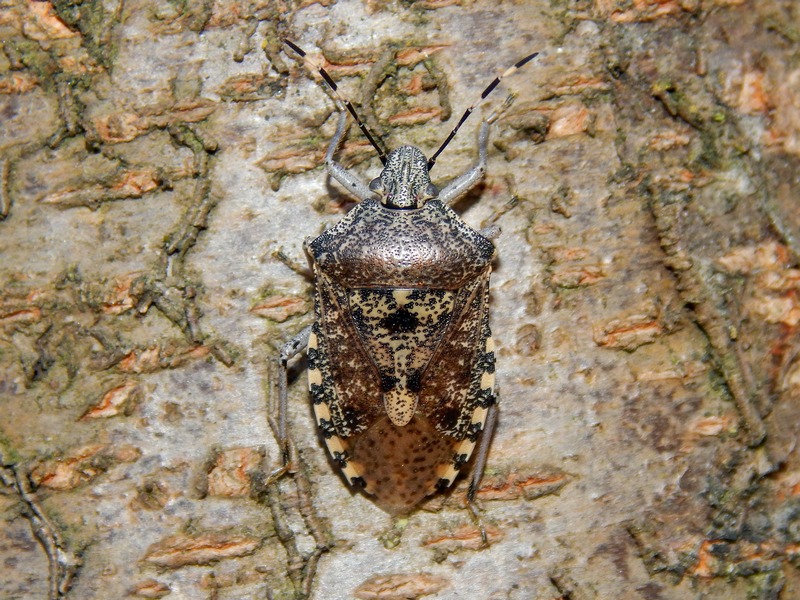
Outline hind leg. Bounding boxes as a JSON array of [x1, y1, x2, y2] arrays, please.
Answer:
[[268, 325, 312, 479]]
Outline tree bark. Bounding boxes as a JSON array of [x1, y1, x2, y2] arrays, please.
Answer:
[[1, 0, 798, 598]]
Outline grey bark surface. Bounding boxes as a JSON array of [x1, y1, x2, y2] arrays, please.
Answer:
[[1, 1, 799, 598]]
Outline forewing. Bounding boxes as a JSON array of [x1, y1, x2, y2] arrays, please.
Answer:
[[308, 266, 495, 510], [418, 270, 496, 486], [307, 270, 383, 485]]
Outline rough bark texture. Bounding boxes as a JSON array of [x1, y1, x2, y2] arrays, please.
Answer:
[[1, 1, 799, 598]]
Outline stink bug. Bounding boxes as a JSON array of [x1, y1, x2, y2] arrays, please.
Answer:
[[276, 41, 537, 515]]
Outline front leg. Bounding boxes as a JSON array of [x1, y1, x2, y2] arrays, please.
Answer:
[[325, 111, 374, 201], [437, 121, 490, 206]]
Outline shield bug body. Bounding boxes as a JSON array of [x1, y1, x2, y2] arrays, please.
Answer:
[[278, 41, 536, 514]]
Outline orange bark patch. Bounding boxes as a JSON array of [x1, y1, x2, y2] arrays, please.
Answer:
[[550, 264, 605, 288], [251, 296, 308, 322], [395, 46, 448, 67], [31, 444, 141, 490], [23, 1, 79, 41], [422, 523, 504, 551], [118, 345, 211, 373], [0, 307, 42, 326], [143, 533, 261, 568], [547, 102, 591, 139], [81, 381, 141, 419], [738, 70, 769, 114], [387, 107, 442, 126], [354, 573, 451, 600], [102, 274, 139, 315], [129, 579, 171, 598], [206, 447, 264, 497], [477, 470, 570, 501], [0, 73, 39, 94], [594, 320, 663, 351]]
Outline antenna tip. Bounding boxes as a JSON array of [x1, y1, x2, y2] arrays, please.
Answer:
[[515, 52, 539, 69]]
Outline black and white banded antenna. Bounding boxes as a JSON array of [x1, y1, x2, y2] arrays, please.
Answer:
[[427, 51, 539, 171], [283, 40, 389, 166]]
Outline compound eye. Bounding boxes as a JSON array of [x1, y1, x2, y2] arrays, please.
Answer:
[[424, 183, 439, 199], [369, 177, 383, 195]]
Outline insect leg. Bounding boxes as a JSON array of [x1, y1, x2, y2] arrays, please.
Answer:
[[437, 91, 519, 207], [467, 400, 498, 504], [467, 400, 498, 546], [325, 111, 374, 201], [436, 120, 490, 206], [478, 225, 501, 240], [270, 325, 312, 476]]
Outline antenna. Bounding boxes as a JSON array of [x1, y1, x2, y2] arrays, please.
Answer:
[[284, 40, 388, 165], [427, 51, 538, 171]]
